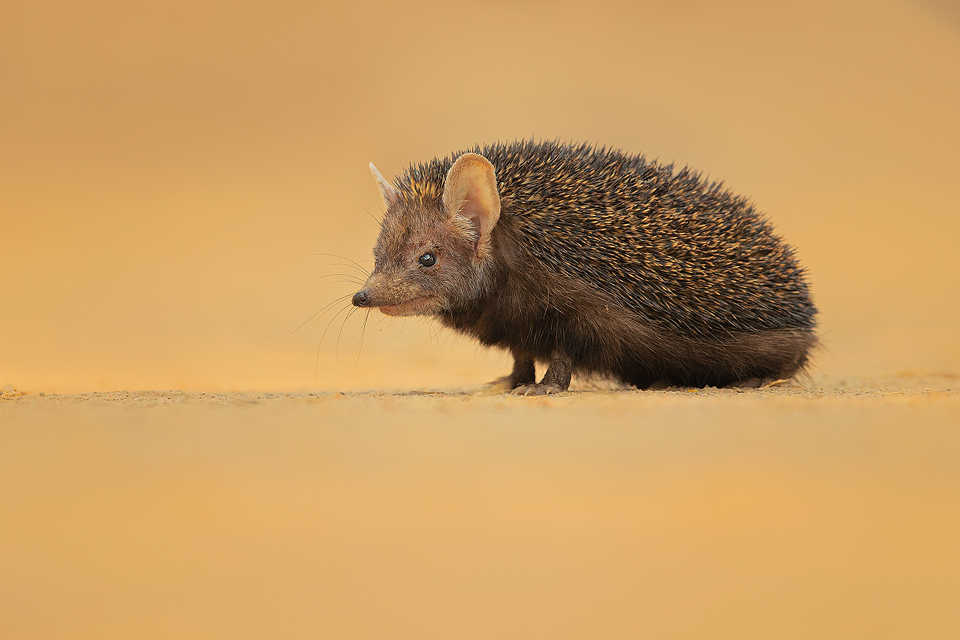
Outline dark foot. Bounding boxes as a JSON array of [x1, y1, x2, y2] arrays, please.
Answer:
[[511, 383, 565, 396], [510, 348, 572, 395], [538, 348, 572, 390]]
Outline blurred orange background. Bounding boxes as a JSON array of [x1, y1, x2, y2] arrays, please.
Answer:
[[3, 0, 959, 392]]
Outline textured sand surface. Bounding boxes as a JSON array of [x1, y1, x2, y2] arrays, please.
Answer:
[[2, 376, 959, 639]]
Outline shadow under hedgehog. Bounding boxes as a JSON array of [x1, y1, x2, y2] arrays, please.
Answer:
[[352, 140, 817, 395]]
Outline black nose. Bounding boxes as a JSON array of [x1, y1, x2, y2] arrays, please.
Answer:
[[352, 290, 369, 307]]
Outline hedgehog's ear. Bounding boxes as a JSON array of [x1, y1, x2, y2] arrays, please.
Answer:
[[442, 153, 501, 260], [369, 162, 400, 209]]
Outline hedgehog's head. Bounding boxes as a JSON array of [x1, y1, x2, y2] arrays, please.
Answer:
[[352, 153, 501, 316]]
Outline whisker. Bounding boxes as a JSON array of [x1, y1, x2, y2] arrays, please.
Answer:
[[336, 307, 359, 364], [310, 296, 353, 323], [315, 337, 323, 389], [319, 303, 354, 352], [418, 318, 433, 348], [357, 309, 371, 365], [316, 273, 364, 282], [292, 294, 352, 334], [427, 320, 441, 349], [317, 280, 362, 295], [312, 253, 372, 277], [316, 280, 362, 293], [330, 260, 370, 272], [316, 284, 362, 296], [330, 264, 370, 278]]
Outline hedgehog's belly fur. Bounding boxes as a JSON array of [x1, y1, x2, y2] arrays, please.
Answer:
[[438, 275, 816, 389]]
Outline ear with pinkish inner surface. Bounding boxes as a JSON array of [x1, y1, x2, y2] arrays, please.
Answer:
[[441, 153, 501, 261]]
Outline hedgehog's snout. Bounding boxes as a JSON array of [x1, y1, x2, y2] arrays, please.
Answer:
[[352, 289, 370, 307], [353, 272, 390, 308]]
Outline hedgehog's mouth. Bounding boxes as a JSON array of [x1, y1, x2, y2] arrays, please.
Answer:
[[378, 296, 438, 317]]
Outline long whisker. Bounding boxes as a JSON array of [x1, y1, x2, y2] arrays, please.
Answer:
[[330, 260, 370, 272], [315, 280, 362, 288], [315, 335, 323, 389], [418, 318, 432, 348], [330, 264, 370, 278], [357, 309, 371, 364], [426, 320, 441, 349], [317, 273, 364, 286], [336, 307, 359, 364], [313, 253, 372, 277], [316, 280, 362, 295], [315, 303, 352, 386], [292, 294, 352, 334], [319, 303, 354, 351]]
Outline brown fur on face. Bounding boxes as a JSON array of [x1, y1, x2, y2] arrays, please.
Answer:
[[355, 154, 502, 317], [356, 200, 485, 316]]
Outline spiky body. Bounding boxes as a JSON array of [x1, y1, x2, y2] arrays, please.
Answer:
[[356, 140, 817, 390]]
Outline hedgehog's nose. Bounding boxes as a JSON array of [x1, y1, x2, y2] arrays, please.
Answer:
[[352, 290, 370, 307]]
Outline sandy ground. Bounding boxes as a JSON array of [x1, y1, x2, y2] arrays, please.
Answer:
[[2, 375, 958, 639]]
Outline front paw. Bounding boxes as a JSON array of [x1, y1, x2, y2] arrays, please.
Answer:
[[511, 383, 565, 396]]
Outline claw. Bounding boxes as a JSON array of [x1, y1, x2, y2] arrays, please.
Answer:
[[511, 383, 563, 396]]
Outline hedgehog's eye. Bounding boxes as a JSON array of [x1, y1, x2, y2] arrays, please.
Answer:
[[418, 252, 437, 268]]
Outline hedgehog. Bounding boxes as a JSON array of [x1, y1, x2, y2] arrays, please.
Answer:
[[351, 140, 817, 394]]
